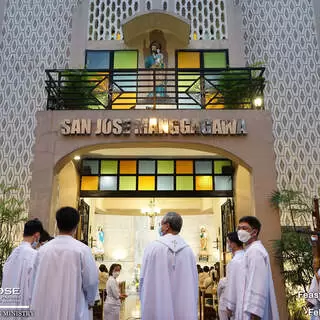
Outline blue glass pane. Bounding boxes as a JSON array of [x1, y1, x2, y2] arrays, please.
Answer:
[[100, 176, 117, 190], [138, 160, 155, 174], [195, 161, 212, 174], [113, 72, 137, 92], [214, 176, 232, 191], [86, 51, 110, 69], [157, 176, 174, 191], [82, 160, 99, 175]]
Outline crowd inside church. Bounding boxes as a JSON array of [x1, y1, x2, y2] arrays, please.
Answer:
[[0, 207, 318, 319]]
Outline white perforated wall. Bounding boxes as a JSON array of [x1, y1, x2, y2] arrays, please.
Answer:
[[88, 0, 140, 40]]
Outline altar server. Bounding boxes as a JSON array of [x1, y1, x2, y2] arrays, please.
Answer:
[[140, 211, 198, 320], [31, 207, 98, 320], [1, 219, 43, 306], [237, 216, 279, 320]]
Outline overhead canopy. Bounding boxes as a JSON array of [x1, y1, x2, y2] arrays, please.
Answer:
[[122, 10, 191, 46]]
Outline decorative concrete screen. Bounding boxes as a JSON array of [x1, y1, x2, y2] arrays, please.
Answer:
[[88, 0, 227, 40], [174, 0, 227, 40]]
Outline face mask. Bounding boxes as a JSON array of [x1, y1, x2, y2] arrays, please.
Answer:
[[158, 226, 164, 237], [237, 230, 252, 243], [113, 271, 120, 278], [31, 240, 39, 249], [226, 243, 232, 252]]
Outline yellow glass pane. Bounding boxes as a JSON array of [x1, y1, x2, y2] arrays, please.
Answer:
[[205, 93, 224, 109], [138, 176, 155, 191], [177, 52, 200, 69], [81, 176, 99, 191], [196, 176, 213, 190], [112, 92, 136, 109], [120, 160, 137, 174], [176, 160, 193, 174]]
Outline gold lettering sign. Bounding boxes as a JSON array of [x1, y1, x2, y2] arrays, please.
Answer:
[[60, 118, 248, 136]]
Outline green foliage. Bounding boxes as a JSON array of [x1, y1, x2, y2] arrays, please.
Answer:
[[0, 184, 26, 283], [271, 189, 314, 319], [270, 189, 313, 229], [60, 70, 106, 109]]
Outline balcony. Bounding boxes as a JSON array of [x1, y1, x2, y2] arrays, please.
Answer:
[[45, 67, 265, 110]]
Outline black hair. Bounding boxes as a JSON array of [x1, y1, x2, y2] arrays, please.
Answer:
[[239, 216, 262, 235], [109, 263, 120, 276], [23, 219, 43, 237], [99, 264, 108, 272], [39, 230, 53, 243], [56, 207, 80, 232], [227, 231, 243, 247], [203, 266, 210, 273]]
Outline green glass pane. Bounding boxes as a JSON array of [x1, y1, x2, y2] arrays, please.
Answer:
[[204, 52, 227, 68], [157, 160, 174, 174], [176, 176, 193, 190], [113, 51, 138, 69], [119, 176, 136, 190], [101, 160, 118, 174], [157, 176, 174, 191], [139, 160, 155, 174], [214, 160, 232, 174]]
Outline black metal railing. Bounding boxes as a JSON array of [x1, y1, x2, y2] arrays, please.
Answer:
[[45, 67, 265, 110]]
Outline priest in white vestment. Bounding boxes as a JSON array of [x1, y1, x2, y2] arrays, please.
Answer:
[[1, 219, 43, 307], [222, 231, 245, 320], [31, 207, 98, 320], [140, 211, 198, 320], [237, 216, 279, 320]]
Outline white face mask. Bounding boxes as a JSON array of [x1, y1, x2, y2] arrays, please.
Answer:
[[237, 230, 252, 243], [113, 271, 120, 278], [226, 243, 232, 252]]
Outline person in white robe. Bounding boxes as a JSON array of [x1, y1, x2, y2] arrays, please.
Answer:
[[237, 216, 279, 320], [31, 206, 98, 320], [222, 231, 245, 320], [1, 218, 43, 307], [140, 211, 198, 320], [104, 263, 127, 320]]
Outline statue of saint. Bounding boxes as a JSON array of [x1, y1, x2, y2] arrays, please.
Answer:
[[144, 41, 166, 98], [200, 226, 208, 252]]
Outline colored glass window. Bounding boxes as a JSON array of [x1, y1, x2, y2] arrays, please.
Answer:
[[214, 176, 232, 191], [138, 176, 155, 191], [113, 51, 138, 69], [119, 160, 136, 174], [86, 51, 110, 69], [157, 160, 174, 174], [203, 52, 227, 68], [196, 176, 213, 190], [82, 160, 99, 175], [139, 160, 156, 174], [195, 161, 212, 174], [81, 176, 99, 190], [119, 176, 136, 190], [176, 176, 193, 190], [177, 51, 200, 68], [157, 176, 174, 191], [101, 160, 118, 174], [100, 176, 117, 190], [214, 160, 232, 174], [176, 160, 193, 174]]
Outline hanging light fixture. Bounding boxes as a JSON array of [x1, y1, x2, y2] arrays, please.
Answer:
[[141, 198, 161, 230]]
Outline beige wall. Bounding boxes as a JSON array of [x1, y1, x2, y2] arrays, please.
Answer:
[[29, 109, 286, 318]]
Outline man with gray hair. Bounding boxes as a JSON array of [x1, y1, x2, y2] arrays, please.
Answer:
[[140, 212, 198, 320]]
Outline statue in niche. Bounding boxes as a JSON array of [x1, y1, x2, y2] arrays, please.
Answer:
[[144, 41, 165, 69], [96, 226, 104, 252], [200, 226, 208, 253]]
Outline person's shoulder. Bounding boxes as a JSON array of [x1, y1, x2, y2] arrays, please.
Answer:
[[246, 241, 268, 258]]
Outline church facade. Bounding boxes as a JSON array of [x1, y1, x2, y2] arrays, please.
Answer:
[[1, 0, 320, 317]]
